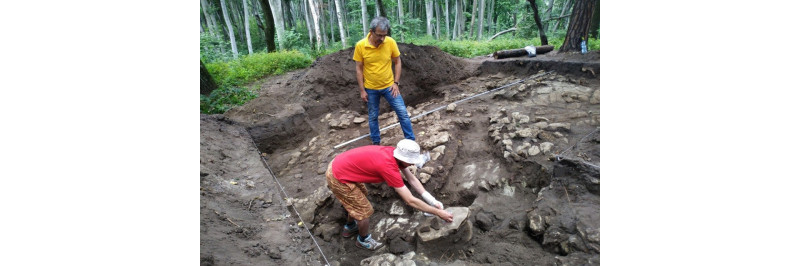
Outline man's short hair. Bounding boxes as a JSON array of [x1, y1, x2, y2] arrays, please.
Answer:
[[369, 17, 391, 35]]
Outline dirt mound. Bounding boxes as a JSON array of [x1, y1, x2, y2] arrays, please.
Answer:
[[224, 44, 478, 154], [203, 47, 601, 265]]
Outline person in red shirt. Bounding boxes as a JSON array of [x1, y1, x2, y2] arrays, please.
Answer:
[[325, 139, 454, 250]]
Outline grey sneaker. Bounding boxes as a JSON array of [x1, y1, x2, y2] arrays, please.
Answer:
[[342, 223, 358, 238], [355, 234, 383, 250]]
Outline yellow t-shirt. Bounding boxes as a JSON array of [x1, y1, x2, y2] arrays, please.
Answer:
[[353, 33, 400, 90]]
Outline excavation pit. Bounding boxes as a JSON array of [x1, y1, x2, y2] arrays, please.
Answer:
[[201, 45, 600, 265]]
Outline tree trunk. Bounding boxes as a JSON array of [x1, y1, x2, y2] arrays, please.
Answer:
[[360, 0, 368, 36], [589, 0, 599, 38], [488, 27, 515, 40], [493, 45, 554, 59], [559, 0, 596, 52], [258, 0, 276, 52], [542, 0, 554, 32], [302, 0, 315, 47], [425, 0, 433, 36], [552, 0, 572, 34], [243, 0, 253, 54], [469, 0, 477, 39], [477, 0, 485, 39], [308, 0, 323, 50], [317, 0, 328, 47], [334, 0, 347, 48], [201, 60, 218, 95], [397, 0, 404, 41], [376, 0, 387, 18], [527, 0, 548, 45], [220, 0, 239, 58], [269, 0, 285, 50], [201, 0, 218, 37], [486, 0, 493, 36], [459, 0, 466, 38], [435, 0, 440, 39], [329, 0, 335, 43], [282, 0, 294, 28], [451, 0, 457, 40], [445, 0, 450, 39]]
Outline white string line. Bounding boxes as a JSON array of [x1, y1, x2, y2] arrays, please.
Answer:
[[250, 137, 331, 266], [334, 71, 555, 149], [555, 127, 600, 169]]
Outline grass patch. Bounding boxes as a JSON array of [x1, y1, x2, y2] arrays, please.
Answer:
[[200, 86, 258, 114], [404, 36, 599, 58], [202, 50, 312, 114]]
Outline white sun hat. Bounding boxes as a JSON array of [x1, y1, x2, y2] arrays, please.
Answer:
[[393, 139, 429, 167]]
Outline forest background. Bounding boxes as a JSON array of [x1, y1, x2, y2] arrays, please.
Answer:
[[200, 0, 600, 113]]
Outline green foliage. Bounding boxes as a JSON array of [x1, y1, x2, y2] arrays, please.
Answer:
[[281, 29, 306, 51], [206, 50, 312, 88], [407, 37, 542, 58], [201, 51, 313, 114], [200, 33, 234, 62], [200, 86, 258, 114]]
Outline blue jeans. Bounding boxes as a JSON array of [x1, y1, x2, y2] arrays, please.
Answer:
[[366, 86, 415, 144]]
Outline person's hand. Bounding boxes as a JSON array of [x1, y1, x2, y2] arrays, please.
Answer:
[[436, 209, 454, 223], [390, 83, 400, 98], [360, 89, 367, 102]]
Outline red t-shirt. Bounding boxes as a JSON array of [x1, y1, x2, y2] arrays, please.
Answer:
[[332, 145, 405, 188]]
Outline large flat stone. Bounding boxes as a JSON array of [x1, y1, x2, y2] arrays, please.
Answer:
[[416, 207, 470, 242]]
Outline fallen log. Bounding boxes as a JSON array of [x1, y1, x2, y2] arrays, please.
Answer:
[[493, 45, 554, 59]]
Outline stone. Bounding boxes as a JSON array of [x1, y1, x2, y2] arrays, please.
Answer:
[[590, 89, 600, 104], [500, 117, 511, 124], [540, 142, 554, 154], [416, 207, 470, 242], [538, 131, 558, 142], [502, 139, 513, 146], [430, 218, 442, 230], [533, 121, 548, 129], [360, 253, 397, 266], [419, 173, 431, 184], [286, 187, 332, 223], [354, 117, 366, 124], [421, 166, 436, 174], [475, 212, 494, 232], [528, 146, 541, 156], [518, 115, 530, 124], [420, 131, 450, 150], [547, 123, 571, 132], [527, 211, 546, 235], [313, 223, 339, 241], [516, 128, 535, 138], [390, 201, 406, 215], [446, 103, 457, 112], [388, 238, 413, 255]]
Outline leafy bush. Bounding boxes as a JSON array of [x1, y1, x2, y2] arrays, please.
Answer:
[[200, 33, 234, 62], [205, 50, 312, 88], [200, 86, 258, 114], [201, 50, 312, 114]]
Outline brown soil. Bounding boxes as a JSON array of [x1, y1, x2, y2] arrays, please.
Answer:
[[201, 44, 600, 265]]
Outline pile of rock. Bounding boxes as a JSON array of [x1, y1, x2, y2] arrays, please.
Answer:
[[488, 108, 571, 162]]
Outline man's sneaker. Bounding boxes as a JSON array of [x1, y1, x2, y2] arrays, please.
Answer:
[[342, 223, 358, 238], [355, 234, 383, 250]]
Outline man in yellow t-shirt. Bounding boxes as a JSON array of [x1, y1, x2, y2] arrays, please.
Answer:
[[353, 17, 415, 146]]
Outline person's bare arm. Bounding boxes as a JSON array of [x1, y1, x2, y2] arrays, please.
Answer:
[[401, 167, 427, 197], [401, 166, 443, 209], [394, 185, 452, 222], [356, 61, 367, 102], [390, 56, 402, 98]]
